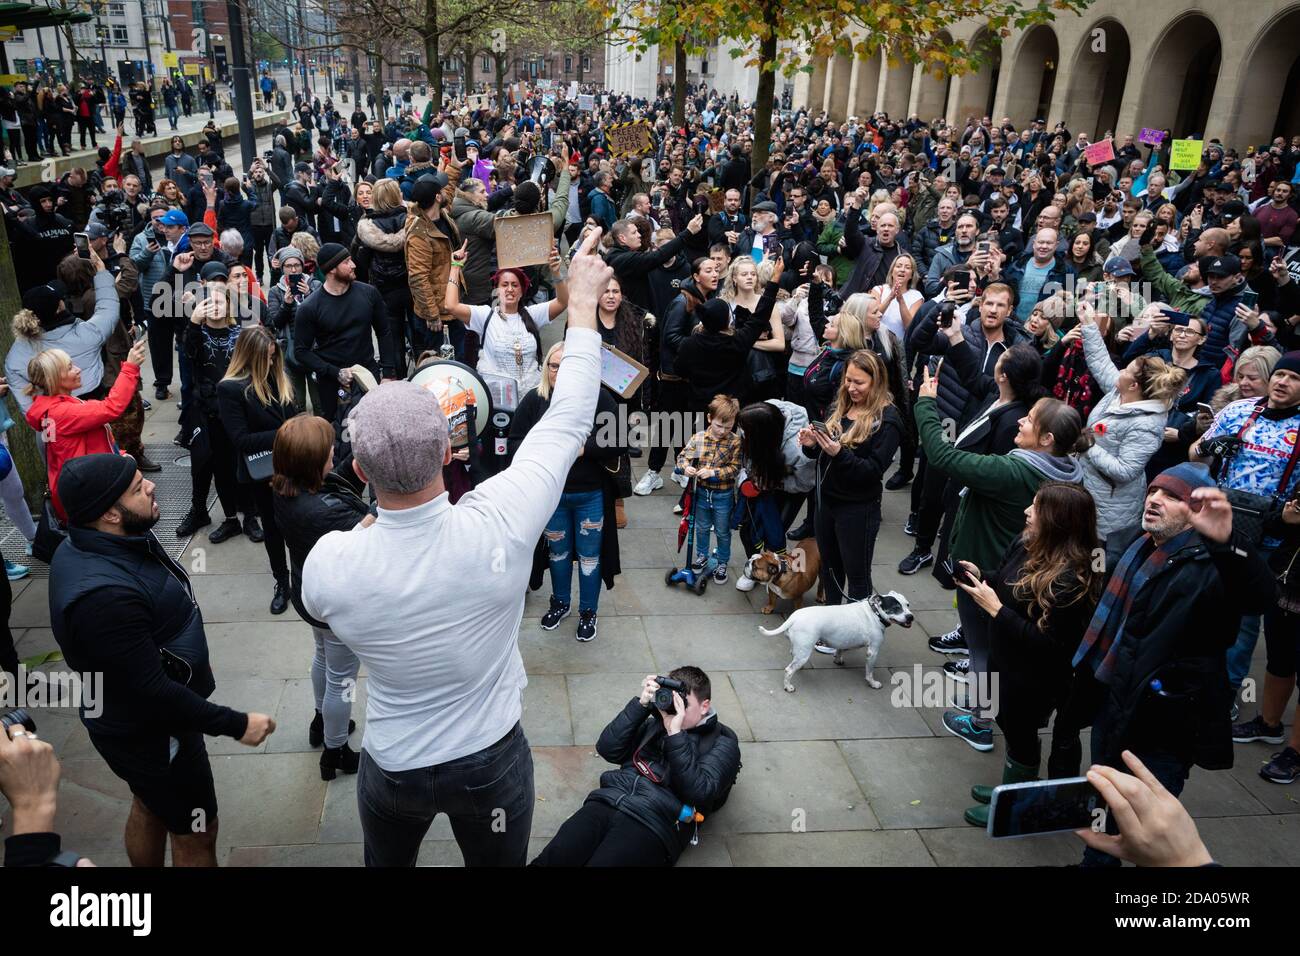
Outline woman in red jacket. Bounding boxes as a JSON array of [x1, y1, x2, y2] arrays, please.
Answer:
[[24, 336, 146, 522]]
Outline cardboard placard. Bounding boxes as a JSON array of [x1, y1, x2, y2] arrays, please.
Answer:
[[576, 93, 594, 112], [600, 343, 649, 400], [1169, 139, 1203, 171], [493, 212, 555, 269], [1083, 138, 1115, 166], [568, 82, 579, 98], [605, 120, 654, 158], [1139, 127, 1165, 146], [467, 93, 489, 111]]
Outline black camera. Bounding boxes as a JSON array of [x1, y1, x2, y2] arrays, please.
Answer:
[[654, 676, 689, 713], [1, 708, 36, 734], [98, 189, 133, 232], [938, 301, 958, 329]]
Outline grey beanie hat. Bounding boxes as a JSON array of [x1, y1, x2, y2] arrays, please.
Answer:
[[348, 381, 448, 494]]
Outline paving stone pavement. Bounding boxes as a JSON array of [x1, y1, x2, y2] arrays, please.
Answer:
[[2, 352, 1296, 868]]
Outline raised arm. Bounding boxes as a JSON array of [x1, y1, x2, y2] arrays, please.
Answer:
[[1079, 310, 1120, 393], [461, 228, 608, 544]]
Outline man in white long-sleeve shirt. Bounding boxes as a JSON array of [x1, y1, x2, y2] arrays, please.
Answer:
[[301, 229, 612, 867]]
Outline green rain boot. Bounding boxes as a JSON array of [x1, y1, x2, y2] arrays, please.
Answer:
[[965, 754, 1040, 827]]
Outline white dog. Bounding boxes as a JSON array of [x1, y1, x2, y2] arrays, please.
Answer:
[[758, 591, 914, 692]]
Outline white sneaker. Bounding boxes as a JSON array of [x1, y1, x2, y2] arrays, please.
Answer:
[[672, 502, 683, 514], [735, 574, 755, 592], [633, 471, 664, 495], [670, 469, 689, 488]]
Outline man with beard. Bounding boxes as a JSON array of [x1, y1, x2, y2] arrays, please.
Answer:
[[48, 454, 277, 866]]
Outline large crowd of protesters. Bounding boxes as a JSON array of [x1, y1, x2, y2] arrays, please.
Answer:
[[1, 70, 1299, 869]]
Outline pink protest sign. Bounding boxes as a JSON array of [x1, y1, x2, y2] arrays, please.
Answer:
[[1084, 139, 1115, 166], [1139, 127, 1166, 146]]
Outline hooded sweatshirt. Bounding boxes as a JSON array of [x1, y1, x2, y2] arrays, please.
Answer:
[[915, 397, 1084, 573]]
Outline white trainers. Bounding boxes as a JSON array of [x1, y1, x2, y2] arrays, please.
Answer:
[[633, 471, 664, 495], [735, 574, 755, 592], [670, 469, 689, 488]]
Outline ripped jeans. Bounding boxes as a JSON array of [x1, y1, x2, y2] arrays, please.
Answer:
[[545, 490, 604, 612]]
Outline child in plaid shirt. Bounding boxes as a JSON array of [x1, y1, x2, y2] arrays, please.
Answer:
[[678, 395, 741, 583]]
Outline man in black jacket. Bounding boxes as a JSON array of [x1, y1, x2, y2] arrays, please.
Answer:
[[604, 216, 699, 314], [531, 667, 740, 866], [48, 455, 276, 866], [1074, 465, 1274, 866]]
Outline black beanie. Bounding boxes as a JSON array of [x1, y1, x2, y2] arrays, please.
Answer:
[[317, 242, 350, 274], [57, 453, 138, 526]]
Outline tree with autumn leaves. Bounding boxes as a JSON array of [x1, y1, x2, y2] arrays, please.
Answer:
[[605, 0, 1090, 168]]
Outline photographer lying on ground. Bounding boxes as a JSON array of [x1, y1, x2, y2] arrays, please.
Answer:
[[530, 668, 741, 867]]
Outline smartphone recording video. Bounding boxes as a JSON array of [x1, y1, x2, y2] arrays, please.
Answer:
[[987, 777, 1104, 839]]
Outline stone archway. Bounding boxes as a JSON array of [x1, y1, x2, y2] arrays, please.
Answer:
[[912, 31, 953, 121], [1136, 13, 1220, 137], [1062, 19, 1130, 139], [1230, 5, 1300, 146], [952, 28, 1000, 124], [1003, 24, 1058, 125]]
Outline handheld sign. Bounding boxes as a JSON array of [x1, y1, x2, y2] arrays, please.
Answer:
[[494, 212, 555, 269], [577, 93, 595, 112], [605, 120, 654, 158], [1083, 138, 1115, 166], [1139, 127, 1165, 147], [1169, 139, 1204, 171], [600, 343, 650, 400]]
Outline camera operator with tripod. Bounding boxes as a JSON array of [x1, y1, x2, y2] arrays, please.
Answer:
[[530, 668, 741, 867]]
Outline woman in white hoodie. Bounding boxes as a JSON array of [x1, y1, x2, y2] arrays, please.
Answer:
[[1077, 300, 1187, 565]]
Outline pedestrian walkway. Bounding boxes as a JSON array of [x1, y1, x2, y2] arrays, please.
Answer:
[[13, 105, 290, 188], [0, 349, 1294, 867]]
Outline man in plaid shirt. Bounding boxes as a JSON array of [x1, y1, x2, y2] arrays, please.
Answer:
[[677, 395, 741, 583]]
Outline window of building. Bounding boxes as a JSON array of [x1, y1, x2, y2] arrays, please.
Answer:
[[564, 55, 572, 73], [582, 56, 591, 73], [482, 55, 491, 72], [107, 1, 125, 15], [111, 24, 129, 44], [700, 59, 709, 74]]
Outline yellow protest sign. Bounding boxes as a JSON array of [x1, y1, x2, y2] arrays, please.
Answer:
[[163, 52, 179, 69], [605, 120, 654, 159], [1169, 139, 1203, 171], [183, 63, 200, 76], [0, 74, 23, 86]]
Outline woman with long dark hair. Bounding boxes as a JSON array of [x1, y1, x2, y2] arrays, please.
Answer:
[[954, 481, 1103, 827], [597, 275, 649, 527], [798, 349, 903, 604], [272, 413, 367, 779], [732, 399, 816, 589], [218, 325, 298, 614], [914, 377, 1089, 753]]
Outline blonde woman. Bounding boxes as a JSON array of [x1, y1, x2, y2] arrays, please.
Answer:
[[1076, 300, 1188, 564], [218, 325, 298, 614], [23, 338, 146, 523], [1026, 300, 1063, 352], [289, 230, 320, 277], [867, 252, 923, 341], [839, 292, 909, 428], [721, 256, 787, 393], [797, 349, 902, 604]]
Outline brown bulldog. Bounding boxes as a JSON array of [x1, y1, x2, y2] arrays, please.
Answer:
[[747, 538, 824, 614]]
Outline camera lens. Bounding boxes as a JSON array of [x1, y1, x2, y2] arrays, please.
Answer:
[[1, 708, 36, 734]]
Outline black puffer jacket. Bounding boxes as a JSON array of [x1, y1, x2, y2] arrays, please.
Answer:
[[1088, 528, 1275, 772], [273, 466, 371, 627], [915, 312, 1030, 427], [587, 698, 741, 857]]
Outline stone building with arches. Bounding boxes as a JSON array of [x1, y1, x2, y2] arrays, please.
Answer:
[[794, 2, 1300, 148]]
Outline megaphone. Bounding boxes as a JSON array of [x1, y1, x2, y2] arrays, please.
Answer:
[[527, 154, 556, 186], [409, 359, 494, 449]]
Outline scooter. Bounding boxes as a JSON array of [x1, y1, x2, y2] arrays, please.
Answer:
[[665, 473, 709, 595]]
